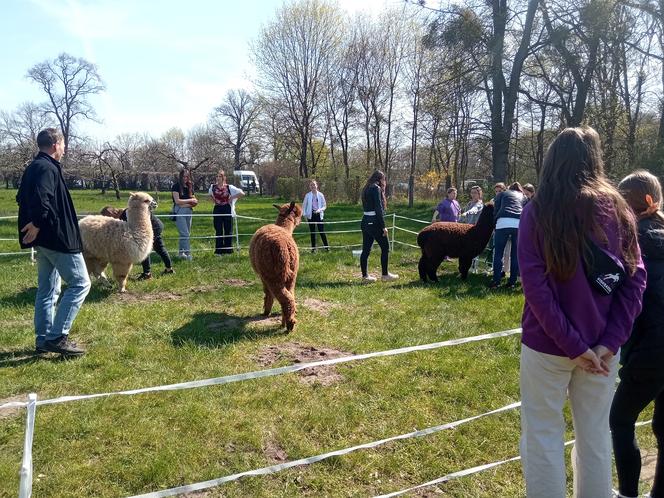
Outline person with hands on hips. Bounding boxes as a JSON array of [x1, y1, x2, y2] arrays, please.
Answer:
[[302, 180, 329, 252]]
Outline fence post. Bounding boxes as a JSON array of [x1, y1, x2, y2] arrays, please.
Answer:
[[234, 215, 240, 252], [30, 247, 35, 265], [391, 213, 396, 251], [18, 393, 37, 498]]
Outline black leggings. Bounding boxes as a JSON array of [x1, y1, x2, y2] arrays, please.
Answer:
[[610, 367, 664, 498], [360, 216, 389, 277], [142, 235, 171, 274], [213, 204, 233, 254], [308, 212, 329, 249]]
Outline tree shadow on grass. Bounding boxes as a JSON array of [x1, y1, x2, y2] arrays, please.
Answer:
[[171, 312, 287, 348], [2, 282, 114, 307]]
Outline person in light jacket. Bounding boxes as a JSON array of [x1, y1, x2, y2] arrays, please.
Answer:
[[302, 180, 329, 252]]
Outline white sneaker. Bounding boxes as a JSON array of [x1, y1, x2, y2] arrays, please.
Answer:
[[362, 275, 377, 283], [381, 272, 399, 282]]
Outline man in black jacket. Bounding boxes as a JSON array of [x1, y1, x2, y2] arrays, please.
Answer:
[[16, 128, 90, 356]]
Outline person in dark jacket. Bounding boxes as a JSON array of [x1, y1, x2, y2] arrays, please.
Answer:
[[489, 182, 526, 288], [16, 128, 90, 356], [359, 170, 398, 282], [610, 170, 664, 498]]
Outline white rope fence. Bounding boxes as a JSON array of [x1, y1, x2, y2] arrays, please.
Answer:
[[4, 328, 522, 497], [0, 211, 431, 257]]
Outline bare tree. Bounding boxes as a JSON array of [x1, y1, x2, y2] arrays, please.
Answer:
[[26, 53, 105, 163], [211, 89, 261, 170], [253, 0, 343, 177]]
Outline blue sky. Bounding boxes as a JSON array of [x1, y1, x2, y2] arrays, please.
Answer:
[[1, 0, 396, 141]]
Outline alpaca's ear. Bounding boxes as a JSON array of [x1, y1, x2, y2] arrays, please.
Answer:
[[289, 201, 295, 208], [273, 204, 281, 210]]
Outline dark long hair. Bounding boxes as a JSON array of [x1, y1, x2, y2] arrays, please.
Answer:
[[532, 127, 639, 280], [362, 170, 387, 209], [178, 168, 193, 197]]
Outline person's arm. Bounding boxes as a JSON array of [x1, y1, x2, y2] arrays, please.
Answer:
[[302, 192, 311, 219], [494, 193, 503, 221], [432, 210, 439, 223], [22, 165, 57, 243], [372, 186, 386, 231], [229, 185, 244, 200], [208, 184, 214, 201], [318, 193, 326, 213], [517, 205, 589, 359], [598, 244, 647, 354]]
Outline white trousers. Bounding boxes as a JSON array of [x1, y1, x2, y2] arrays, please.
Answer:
[[520, 344, 619, 498]]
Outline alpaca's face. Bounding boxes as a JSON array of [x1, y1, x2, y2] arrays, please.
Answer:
[[128, 192, 156, 210], [274, 203, 303, 226]]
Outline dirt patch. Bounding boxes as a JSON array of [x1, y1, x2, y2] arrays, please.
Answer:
[[113, 291, 184, 304], [264, 438, 288, 463], [641, 448, 658, 488], [206, 318, 242, 331], [256, 342, 352, 386], [302, 298, 338, 316], [4, 319, 32, 327], [223, 278, 252, 287], [247, 316, 282, 330], [0, 395, 27, 420]]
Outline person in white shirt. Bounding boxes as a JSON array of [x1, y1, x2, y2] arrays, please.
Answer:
[[208, 170, 244, 255], [302, 180, 329, 252]]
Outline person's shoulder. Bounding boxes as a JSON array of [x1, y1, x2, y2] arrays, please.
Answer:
[[171, 182, 179, 191]]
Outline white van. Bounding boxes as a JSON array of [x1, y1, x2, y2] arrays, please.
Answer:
[[233, 170, 260, 193]]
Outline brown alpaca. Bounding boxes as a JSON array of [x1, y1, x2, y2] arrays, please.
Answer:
[[249, 202, 302, 332], [417, 203, 495, 281]]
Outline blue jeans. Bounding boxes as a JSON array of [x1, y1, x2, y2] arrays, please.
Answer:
[[35, 247, 91, 342], [174, 206, 193, 256], [492, 227, 519, 284]]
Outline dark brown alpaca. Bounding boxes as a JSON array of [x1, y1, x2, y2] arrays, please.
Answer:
[[417, 203, 495, 281], [249, 202, 303, 331]]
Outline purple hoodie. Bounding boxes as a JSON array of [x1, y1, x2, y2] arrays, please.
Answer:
[[436, 198, 461, 222], [518, 201, 646, 358]]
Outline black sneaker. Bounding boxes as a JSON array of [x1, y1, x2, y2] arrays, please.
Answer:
[[137, 272, 152, 281], [44, 336, 85, 356], [487, 281, 501, 289], [35, 338, 47, 353]]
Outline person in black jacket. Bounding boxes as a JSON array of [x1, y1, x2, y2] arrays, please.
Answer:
[[16, 128, 90, 356], [610, 170, 664, 498], [359, 170, 398, 282]]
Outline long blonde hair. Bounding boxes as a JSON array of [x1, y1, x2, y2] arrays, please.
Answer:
[[532, 127, 639, 280]]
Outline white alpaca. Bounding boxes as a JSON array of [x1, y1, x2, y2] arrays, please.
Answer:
[[79, 192, 155, 292]]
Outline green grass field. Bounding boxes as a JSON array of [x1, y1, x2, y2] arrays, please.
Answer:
[[0, 189, 653, 497]]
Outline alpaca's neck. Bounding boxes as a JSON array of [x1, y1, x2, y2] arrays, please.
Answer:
[[276, 218, 296, 234], [126, 206, 151, 229]]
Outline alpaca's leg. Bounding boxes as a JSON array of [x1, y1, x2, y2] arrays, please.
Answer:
[[274, 286, 296, 332], [262, 282, 274, 316], [418, 255, 429, 282], [111, 262, 132, 293], [427, 252, 441, 282], [458, 256, 473, 280]]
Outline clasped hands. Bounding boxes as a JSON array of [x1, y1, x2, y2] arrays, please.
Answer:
[[572, 345, 614, 376]]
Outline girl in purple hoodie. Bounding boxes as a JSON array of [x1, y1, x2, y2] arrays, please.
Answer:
[[518, 127, 646, 498]]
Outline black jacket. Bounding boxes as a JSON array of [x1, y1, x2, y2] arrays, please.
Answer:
[[362, 183, 385, 231], [16, 152, 82, 253], [621, 216, 664, 371], [494, 190, 525, 221]]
